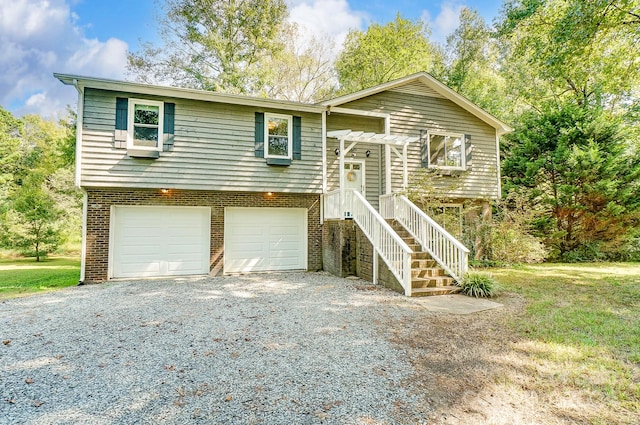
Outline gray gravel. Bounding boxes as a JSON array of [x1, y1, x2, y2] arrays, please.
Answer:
[[0, 272, 432, 424]]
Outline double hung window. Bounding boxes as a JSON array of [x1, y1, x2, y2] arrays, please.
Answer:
[[265, 113, 292, 159], [127, 99, 164, 151], [426, 131, 466, 170]]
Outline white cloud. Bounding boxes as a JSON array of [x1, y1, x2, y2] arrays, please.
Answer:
[[0, 0, 128, 117], [287, 0, 365, 51], [422, 1, 465, 44]]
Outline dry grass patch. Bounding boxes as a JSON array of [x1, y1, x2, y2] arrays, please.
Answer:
[[381, 263, 640, 424]]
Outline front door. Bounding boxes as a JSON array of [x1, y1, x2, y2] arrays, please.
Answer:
[[344, 160, 365, 194]]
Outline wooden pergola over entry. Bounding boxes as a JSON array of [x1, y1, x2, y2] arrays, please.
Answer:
[[327, 130, 420, 194]]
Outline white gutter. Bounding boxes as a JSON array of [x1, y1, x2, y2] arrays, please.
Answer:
[[322, 110, 327, 194], [55, 73, 324, 114], [72, 79, 87, 283], [72, 79, 84, 188]]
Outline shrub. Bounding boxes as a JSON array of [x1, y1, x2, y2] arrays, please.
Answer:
[[458, 272, 498, 298], [473, 192, 548, 264], [489, 219, 548, 264]]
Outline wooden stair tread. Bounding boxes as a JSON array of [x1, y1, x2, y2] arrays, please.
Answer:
[[412, 277, 455, 288], [411, 286, 460, 297], [387, 219, 459, 297]]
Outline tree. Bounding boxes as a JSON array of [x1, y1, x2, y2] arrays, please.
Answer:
[[0, 106, 23, 203], [2, 181, 62, 261], [262, 24, 337, 103], [335, 14, 440, 94], [441, 8, 507, 117], [497, 0, 640, 111], [502, 103, 640, 259], [127, 0, 288, 95], [0, 109, 80, 260]]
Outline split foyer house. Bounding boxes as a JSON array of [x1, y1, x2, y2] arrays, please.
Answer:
[[55, 72, 511, 296]]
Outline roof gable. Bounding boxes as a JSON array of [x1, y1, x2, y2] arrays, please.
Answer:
[[321, 72, 512, 135]]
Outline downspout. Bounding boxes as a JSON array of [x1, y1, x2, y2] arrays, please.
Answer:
[[495, 129, 502, 199], [384, 116, 391, 195], [321, 110, 327, 224], [72, 79, 84, 188], [322, 110, 327, 193], [72, 79, 87, 284]]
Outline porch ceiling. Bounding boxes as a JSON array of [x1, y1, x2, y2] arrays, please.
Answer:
[[327, 130, 419, 146]]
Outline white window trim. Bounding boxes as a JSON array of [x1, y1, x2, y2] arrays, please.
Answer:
[[127, 98, 164, 151], [264, 113, 293, 159], [427, 130, 466, 171]]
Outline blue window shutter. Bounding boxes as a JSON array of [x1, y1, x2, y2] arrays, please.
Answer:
[[465, 134, 472, 170], [115, 97, 128, 130], [255, 112, 264, 157], [420, 130, 429, 168], [293, 116, 302, 160], [164, 102, 175, 134]]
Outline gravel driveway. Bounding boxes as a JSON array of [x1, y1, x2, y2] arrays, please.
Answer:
[[1, 272, 433, 424]]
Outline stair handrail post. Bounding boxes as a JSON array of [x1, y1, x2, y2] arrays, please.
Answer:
[[404, 251, 412, 296]]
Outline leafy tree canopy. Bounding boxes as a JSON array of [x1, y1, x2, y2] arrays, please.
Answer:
[[502, 103, 640, 258], [128, 0, 288, 95], [335, 14, 440, 94], [440, 7, 507, 117], [0, 107, 80, 260], [498, 0, 640, 111]]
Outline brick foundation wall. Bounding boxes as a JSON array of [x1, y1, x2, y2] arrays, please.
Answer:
[[323, 219, 403, 294], [84, 188, 322, 282], [354, 224, 404, 293], [321, 219, 356, 277], [354, 224, 373, 282]]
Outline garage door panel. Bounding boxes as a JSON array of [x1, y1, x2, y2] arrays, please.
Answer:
[[224, 207, 306, 273], [269, 242, 300, 251], [118, 261, 161, 275], [111, 206, 210, 278], [167, 259, 204, 272]]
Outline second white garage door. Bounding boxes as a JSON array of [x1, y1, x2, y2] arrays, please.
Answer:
[[111, 206, 210, 278], [224, 207, 307, 273]]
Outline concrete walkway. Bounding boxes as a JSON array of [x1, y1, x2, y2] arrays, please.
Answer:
[[414, 294, 503, 314]]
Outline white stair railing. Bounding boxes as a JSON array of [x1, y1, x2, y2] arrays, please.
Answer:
[[323, 189, 414, 296], [323, 189, 342, 219], [380, 194, 469, 282]]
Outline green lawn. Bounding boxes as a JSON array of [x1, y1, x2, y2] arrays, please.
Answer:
[[492, 263, 640, 420], [0, 257, 80, 299]]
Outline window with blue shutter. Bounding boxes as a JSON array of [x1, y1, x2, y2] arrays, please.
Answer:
[[113, 97, 175, 158], [256, 112, 302, 166], [255, 112, 265, 157], [293, 116, 302, 160]]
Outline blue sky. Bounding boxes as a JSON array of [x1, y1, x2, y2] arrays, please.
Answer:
[[0, 0, 504, 117]]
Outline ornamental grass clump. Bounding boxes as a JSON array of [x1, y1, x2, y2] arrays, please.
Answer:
[[459, 272, 497, 298]]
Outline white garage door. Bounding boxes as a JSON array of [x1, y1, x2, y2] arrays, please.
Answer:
[[111, 206, 210, 278], [224, 207, 307, 273]]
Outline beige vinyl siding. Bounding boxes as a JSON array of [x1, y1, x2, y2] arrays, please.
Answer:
[[389, 81, 443, 98], [80, 88, 323, 193], [340, 90, 500, 200], [326, 113, 384, 208]]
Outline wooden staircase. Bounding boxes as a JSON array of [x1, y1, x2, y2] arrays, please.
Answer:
[[389, 220, 460, 297]]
